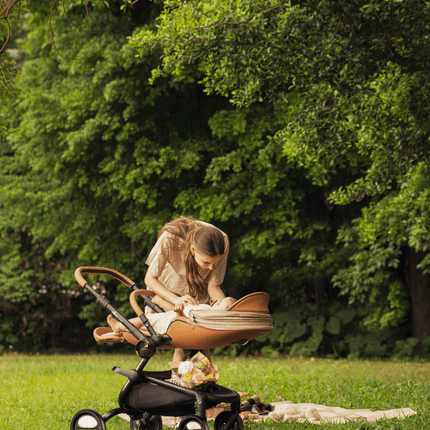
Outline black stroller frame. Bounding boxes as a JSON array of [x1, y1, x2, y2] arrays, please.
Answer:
[[70, 267, 243, 430]]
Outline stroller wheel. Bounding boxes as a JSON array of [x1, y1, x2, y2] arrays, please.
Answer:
[[129, 415, 162, 430], [214, 411, 244, 430], [178, 415, 210, 430], [70, 409, 106, 430]]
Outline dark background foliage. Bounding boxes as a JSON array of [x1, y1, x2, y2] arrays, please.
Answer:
[[0, 0, 429, 359]]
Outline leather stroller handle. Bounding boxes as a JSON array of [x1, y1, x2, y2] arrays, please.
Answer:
[[75, 266, 136, 290], [130, 289, 156, 317]]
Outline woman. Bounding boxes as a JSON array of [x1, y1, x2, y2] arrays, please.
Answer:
[[144, 216, 229, 360]]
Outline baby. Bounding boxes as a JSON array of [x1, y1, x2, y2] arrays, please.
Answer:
[[107, 297, 237, 335]]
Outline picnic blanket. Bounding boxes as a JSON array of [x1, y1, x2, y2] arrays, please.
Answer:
[[120, 398, 416, 426], [262, 400, 417, 424]]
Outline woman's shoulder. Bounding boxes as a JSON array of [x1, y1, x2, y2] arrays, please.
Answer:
[[146, 230, 184, 265], [157, 230, 184, 249]]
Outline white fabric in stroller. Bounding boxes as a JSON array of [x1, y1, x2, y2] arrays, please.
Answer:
[[146, 303, 212, 334]]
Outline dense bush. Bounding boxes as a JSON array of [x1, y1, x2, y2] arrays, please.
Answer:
[[1, 0, 430, 358], [214, 301, 430, 361]]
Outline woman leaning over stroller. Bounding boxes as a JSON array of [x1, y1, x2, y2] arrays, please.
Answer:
[[145, 216, 229, 361]]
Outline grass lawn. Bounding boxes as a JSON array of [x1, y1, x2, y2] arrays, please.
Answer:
[[1, 351, 429, 429]]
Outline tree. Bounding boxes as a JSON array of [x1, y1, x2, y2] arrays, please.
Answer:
[[132, 0, 430, 200], [333, 163, 430, 342], [131, 0, 430, 343], [2, 0, 220, 349], [1, 0, 362, 353], [0, 2, 21, 149], [5, 0, 429, 356]]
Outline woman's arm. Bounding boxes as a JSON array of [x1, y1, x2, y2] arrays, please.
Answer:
[[207, 284, 226, 303], [145, 271, 199, 307]]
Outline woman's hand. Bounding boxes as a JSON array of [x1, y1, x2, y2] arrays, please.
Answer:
[[173, 294, 199, 307], [173, 303, 186, 316]]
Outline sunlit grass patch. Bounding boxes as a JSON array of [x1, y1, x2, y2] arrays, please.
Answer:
[[1, 354, 429, 429]]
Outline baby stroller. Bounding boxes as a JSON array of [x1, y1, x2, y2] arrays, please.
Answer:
[[70, 267, 274, 430]]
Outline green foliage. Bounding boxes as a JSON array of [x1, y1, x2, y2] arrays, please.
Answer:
[[392, 338, 420, 361], [215, 301, 428, 360], [173, 94, 359, 302], [333, 164, 430, 331], [2, 0, 430, 355], [0, 229, 98, 352], [130, 0, 430, 349], [1, 0, 200, 349], [1, 0, 365, 354], [132, 0, 430, 201], [215, 301, 358, 358], [358, 164, 430, 258]]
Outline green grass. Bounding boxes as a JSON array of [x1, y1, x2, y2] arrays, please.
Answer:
[[1, 352, 429, 429]]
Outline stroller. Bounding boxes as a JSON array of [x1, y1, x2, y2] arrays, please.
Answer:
[[70, 267, 274, 430]]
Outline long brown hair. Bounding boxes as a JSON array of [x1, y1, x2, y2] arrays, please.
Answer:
[[158, 216, 225, 300]]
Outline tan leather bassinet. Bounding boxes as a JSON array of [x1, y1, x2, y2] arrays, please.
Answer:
[[94, 290, 274, 349], [75, 266, 273, 350]]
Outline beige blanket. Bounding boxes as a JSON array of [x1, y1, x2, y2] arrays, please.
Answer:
[[120, 401, 416, 426], [265, 401, 416, 424]]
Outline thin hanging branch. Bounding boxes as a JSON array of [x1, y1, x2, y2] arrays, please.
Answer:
[[49, 0, 125, 61], [60, 0, 99, 35], [0, 0, 21, 54], [0, 0, 128, 62], [49, 0, 105, 61]]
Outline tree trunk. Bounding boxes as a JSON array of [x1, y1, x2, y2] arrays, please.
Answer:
[[409, 248, 430, 341]]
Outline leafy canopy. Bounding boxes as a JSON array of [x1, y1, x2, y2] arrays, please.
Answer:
[[131, 0, 430, 203]]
